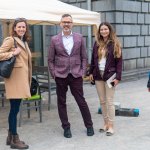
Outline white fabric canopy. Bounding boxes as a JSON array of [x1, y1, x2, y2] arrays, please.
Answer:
[[0, 0, 100, 26]]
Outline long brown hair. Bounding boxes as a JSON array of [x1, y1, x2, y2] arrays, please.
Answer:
[[10, 18, 31, 42], [95, 22, 121, 60]]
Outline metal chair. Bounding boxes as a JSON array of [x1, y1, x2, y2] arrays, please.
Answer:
[[18, 80, 42, 127], [33, 66, 56, 110]]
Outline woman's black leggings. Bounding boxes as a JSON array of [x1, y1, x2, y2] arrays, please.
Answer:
[[8, 99, 21, 135]]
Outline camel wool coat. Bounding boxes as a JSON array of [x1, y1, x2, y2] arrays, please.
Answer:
[[0, 36, 32, 99]]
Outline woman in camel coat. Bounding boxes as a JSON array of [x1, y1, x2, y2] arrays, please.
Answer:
[[0, 18, 32, 149]]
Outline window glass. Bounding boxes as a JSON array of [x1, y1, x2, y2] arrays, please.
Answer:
[[29, 25, 43, 66]]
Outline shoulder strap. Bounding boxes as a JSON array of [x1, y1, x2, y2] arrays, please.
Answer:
[[13, 38, 17, 48]]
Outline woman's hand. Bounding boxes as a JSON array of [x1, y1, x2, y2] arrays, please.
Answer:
[[13, 47, 21, 56], [89, 74, 94, 82], [112, 79, 119, 86]]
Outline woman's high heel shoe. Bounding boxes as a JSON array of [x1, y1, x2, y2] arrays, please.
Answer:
[[99, 126, 108, 133], [106, 129, 114, 136]]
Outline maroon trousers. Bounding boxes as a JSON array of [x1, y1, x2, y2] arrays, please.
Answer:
[[55, 74, 93, 129]]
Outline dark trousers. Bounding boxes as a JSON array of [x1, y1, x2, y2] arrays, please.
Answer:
[[8, 99, 21, 135], [55, 74, 93, 129]]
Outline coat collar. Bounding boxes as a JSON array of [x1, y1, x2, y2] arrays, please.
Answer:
[[13, 37, 26, 50], [13, 36, 31, 58]]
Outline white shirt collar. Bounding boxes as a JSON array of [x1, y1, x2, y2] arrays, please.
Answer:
[[62, 31, 73, 37]]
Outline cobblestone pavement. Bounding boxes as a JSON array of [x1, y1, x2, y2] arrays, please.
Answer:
[[0, 77, 150, 150]]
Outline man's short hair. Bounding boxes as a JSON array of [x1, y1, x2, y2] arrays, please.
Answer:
[[61, 14, 72, 19]]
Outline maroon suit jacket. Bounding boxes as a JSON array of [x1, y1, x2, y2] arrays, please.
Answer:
[[48, 32, 87, 78], [89, 41, 122, 81]]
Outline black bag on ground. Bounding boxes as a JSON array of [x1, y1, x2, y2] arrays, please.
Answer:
[[0, 38, 17, 78], [30, 77, 39, 96]]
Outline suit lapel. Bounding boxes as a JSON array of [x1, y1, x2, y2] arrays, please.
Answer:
[[58, 32, 78, 56], [70, 33, 77, 56], [24, 42, 32, 57], [58, 33, 69, 55]]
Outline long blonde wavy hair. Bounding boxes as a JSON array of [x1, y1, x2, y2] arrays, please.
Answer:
[[95, 22, 121, 60]]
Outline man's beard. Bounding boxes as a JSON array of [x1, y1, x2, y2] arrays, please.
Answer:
[[63, 27, 71, 33]]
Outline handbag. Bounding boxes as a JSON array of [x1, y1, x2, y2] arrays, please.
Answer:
[[30, 77, 39, 96], [0, 38, 17, 78]]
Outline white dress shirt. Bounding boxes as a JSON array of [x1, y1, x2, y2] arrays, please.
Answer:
[[62, 32, 73, 55]]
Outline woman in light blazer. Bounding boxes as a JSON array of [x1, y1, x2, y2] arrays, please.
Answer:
[[0, 18, 32, 149]]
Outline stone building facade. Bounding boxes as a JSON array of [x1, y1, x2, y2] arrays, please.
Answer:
[[52, 0, 150, 79], [0, 0, 150, 80]]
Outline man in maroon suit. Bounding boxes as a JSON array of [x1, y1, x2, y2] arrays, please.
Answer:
[[48, 14, 94, 138]]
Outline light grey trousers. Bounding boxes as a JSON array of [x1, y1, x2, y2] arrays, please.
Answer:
[[95, 77, 115, 123]]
